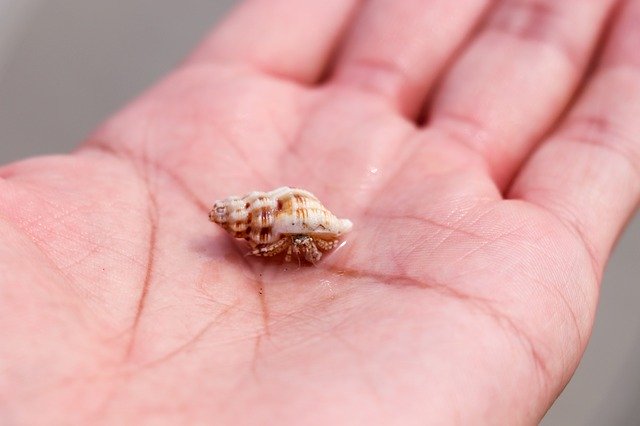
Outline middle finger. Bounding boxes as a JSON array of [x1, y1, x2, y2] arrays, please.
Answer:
[[331, 0, 491, 118]]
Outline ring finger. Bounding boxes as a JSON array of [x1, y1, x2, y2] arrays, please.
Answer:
[[426, 0, 616, 187]]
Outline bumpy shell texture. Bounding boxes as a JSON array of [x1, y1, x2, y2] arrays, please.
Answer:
[[209, 187, 352, 261]]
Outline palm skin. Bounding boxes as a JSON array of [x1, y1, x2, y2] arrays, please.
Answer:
[[1, 1, 639, 424]]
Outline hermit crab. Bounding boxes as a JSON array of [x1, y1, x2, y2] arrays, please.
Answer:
[[209, 187, 353, 263]]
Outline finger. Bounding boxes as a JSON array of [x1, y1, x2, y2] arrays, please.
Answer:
[[189, 0, 362, 83], [331, 0, 490, 117], [510, 0, 640, 272], [427, 0, 616, 187]]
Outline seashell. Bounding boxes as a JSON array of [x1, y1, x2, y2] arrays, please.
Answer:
[[209, 187, 352, 263]]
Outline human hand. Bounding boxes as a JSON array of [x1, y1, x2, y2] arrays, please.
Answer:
[[2, 0, 639, 424]]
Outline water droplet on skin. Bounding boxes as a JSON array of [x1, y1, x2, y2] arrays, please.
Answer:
[[330, 239, 348, 257], [319, 278, 336, 298], [369, 167, 379, 175]]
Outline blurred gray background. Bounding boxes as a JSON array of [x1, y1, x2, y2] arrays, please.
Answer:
[[0, 1, 638, 424]]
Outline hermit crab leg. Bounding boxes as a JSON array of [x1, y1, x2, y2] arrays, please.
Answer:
[[303, 240, 322, 264], [250, 237, 291, 258], [314, 238, 339, 252], [285, 244, 294, 263]]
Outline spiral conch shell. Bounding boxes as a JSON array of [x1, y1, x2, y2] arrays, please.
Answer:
[[209, 187, 352, 263]]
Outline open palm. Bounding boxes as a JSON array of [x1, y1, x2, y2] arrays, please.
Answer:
[[2, 1, 639, 424]]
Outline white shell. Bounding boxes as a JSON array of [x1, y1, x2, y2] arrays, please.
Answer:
[[210, 187, 352, 263]]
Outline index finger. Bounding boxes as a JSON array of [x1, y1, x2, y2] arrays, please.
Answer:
[[189, 0, 362, 84]]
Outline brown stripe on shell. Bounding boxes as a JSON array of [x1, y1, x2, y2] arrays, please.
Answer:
[[259, 227, 272, 243], [294, 194, 306, 205], [228, 220, 249, 232], [277, 195, 295, 215], [258, 207, 272, 226], [295, 208, 308, 221]]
